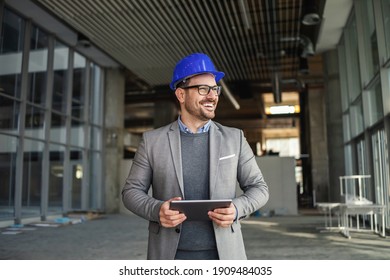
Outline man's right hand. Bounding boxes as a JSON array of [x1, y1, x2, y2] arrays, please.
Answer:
[[159, 197, 187, 228]]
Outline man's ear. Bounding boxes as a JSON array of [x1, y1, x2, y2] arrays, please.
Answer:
[[175, 88, 185, 103]]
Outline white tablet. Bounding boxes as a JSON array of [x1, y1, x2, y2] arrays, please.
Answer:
[[169, 199, 232, 221]]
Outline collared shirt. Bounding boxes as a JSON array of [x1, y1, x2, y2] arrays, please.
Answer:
[[177, 115, 238, 222], [178, 116, 211, 134]]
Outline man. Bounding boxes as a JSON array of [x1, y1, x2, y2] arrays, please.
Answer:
[[122, 53, 269, 260]]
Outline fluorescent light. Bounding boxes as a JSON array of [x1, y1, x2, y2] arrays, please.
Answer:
[[269, 105, 296, 115]]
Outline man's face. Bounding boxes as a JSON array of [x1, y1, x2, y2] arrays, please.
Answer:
[[180, 74, 219, 121]]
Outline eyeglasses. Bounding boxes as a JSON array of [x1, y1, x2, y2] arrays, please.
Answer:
[[180, 85, 222, 96]]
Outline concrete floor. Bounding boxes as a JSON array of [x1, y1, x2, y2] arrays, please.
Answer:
[[0, 211, 389, 260]]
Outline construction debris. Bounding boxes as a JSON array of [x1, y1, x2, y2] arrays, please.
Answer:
[[0, 211, 105, 235], [66, 210, 105, 221]]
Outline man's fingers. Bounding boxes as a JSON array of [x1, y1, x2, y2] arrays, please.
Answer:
[[159, 197, 186, 228], [208, 203, 236, 227], [161, 214, 186, 227]]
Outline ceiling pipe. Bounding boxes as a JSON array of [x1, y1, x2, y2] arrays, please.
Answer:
[[272, 72, 282, 103], [299, 57, 309, 75], [238, 0, 252, 30], [220, 80, 240, 110]]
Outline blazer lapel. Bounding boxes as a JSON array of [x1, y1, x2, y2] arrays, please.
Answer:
[[209, 122, 222, 198], [168, 121, 184, 196]]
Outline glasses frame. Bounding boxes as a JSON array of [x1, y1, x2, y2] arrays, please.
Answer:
[[180, 84, 222, 96]]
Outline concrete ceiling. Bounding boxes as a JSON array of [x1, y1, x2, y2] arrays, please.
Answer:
[[32, 0, 331, 87], [9, 0, 352, 138]]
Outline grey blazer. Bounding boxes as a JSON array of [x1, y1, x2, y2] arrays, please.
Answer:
[[122, 120, 269, 260]]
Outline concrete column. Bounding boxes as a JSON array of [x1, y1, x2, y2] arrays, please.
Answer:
[[308, 84, 329, 203], [323, 50, 345, 202], [154, 100, 178, 128], [104, 68, 125, 213]]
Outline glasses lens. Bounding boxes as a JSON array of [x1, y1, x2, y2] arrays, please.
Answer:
[[196, 86, 221, 96], [198, 86, 209, 95], [213, 86, 221, 95]]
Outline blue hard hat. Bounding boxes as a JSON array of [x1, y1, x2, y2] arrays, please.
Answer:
[[170, 53, 225, 90]]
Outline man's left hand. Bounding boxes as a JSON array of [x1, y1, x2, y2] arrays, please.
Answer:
[[208, 203, 236, 227]]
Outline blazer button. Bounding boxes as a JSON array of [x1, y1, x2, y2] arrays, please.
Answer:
[[175, 228, 180, 233]]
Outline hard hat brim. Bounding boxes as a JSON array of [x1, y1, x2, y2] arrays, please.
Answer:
[[170, 71, 225, 90]]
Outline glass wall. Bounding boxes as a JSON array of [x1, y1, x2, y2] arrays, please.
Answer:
[[0, 8, 24, 99], [0, 8, 24, 220], [366, 80, 384, 126], [0, 135, 18, 219], [0, 7, 105, 222], [22, 139, 44, 217], [344, 15, 361, 102], [381, 0, 390, 60], [338, 0, 390, 228], [48, 143, 65, 214], [52, 41, 69, 114], [360, 0, 379, 81]]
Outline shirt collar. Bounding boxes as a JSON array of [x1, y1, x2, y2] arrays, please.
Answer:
[[178, 116, 211, 134]]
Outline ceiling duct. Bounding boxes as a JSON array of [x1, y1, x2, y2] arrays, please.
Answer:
[[280, 35, 315, 57], [300, 35, 315, 57], [301, 1, 321, 25]]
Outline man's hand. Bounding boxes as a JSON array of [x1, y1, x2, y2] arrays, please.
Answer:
[[159, 197, 187, 228], [208, 203, 236, 227]]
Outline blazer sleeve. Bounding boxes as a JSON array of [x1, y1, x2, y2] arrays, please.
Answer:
[[232, 130, 269, 220], [122, 134, 163, 222]]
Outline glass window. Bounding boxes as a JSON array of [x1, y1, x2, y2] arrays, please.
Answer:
[[345, 16, 361, 102], [265, 138, 300, 158], [72, 52, 86, 119], [367, 82, 384, 125], [382, 0, 390, 59], [52, 41, 69, 114], [21, 139, 44, 218], [359, 0, 379, 80], [70, 149, 83, 209], [48, 143, 65, 214], [338, 39, 349, 112], [356, 138, 368, 176], [371, 128, 389, 206], [344, 144, 353, 175], [0, 95, 20, 131], [0, 134, 18, 220], [0, 6, 107, 221], [89, 151, 102, 209], [343, 113, 351, 142], [0, 8, 25, 98], [25, 104, 45, 139], [71, 119, 84, 147], [27, 25, 48, 105], [350, 99, 364, 137], [50, 112, 67, 144]]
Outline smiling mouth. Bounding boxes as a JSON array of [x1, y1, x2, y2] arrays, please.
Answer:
[[202, 103, 215, 111]]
